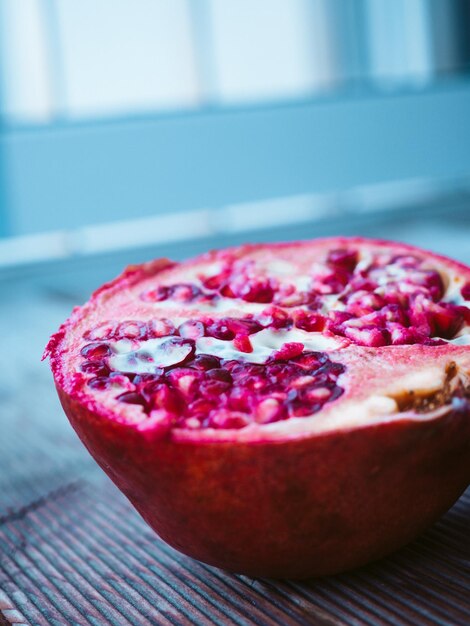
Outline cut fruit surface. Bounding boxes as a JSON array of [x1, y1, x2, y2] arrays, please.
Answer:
[[46, 237, 470, 578]]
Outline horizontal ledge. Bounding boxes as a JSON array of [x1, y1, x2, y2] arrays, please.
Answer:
[[1, 178, 468, 274]]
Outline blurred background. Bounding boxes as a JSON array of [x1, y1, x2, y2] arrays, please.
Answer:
[[1, 0, 470, 302]]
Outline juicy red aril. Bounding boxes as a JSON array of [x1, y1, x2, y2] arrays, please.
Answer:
[[461, 283, 470, 301], [83, 322, 116, 341], [200, 378, 231, 395], [88, 376, 112, 390], [206, 368, 233, 383], [205, 319, 235, 340], [227, 318, 263, 335], [207, 411, 250, 429], [256, 306, 292, 329], [178, 320, 205, 339], [233, 335, 253, 353], [326, 248, 358, 273], [427, 303, 464, 339], [148, 318, 176, 337], [80, 342, 111, 360], [171, 283, 203, 302], [271, 342, 304, 361], [238, 279, 274, 303], [141, 285, 170, 302], [115, 320, 148, 340], [117, 392, 147, 406], [81, 361, 110, 377], [140, 283, 205, 303], [191, 354, 221, 370], [294, 311, 325, 332], [150, 383, 183, 413]]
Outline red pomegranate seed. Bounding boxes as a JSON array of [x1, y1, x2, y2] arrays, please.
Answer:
[[427, 303, 464, 339], [87, 376, 112, 390], [233, 335, 253, 353], [257, 306, 292, 329], [140, 286, 170, 302], [83, 322, 117, 341], [178, 320, 205, 339], [150, 383, 183, 413], [227, 318, 263, 335], [80, 361, 110, 377], [80, 343, 111, 360], [148, 318, 176, 337], [326, 248, 358, 272], [461, 283, 470, 301], [343, 326, 389, 347], [294, 311, 325, 332], [115, 320, 148, 340], [205, 319, 235, 340], [117, 392, 147, 406], [271, 342, 304, 361], [191, 354, 221, 370], [208, 410, 251, 429]]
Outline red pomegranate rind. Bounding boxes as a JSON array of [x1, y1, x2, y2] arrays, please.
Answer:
[[59, 384, 469, 578], [47, 237, 470, 578]]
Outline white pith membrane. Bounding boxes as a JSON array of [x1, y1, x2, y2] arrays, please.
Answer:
[[50, 239, 470, 442]]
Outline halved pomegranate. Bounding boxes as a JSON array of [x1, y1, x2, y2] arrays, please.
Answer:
[[45, 237, 470, 578]]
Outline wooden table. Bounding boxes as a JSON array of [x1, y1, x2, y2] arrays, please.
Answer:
[[1, 285, 469, 626]]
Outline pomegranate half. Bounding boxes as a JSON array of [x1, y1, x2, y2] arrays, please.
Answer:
[[45, 237, 470, 579]]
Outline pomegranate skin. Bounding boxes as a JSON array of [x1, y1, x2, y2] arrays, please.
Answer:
[[47, 237, 470, 579], [57, 388, 469, 579]]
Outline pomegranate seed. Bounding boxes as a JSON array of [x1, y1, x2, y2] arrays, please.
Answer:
[[117, 392, 147, 406], [171, 283, 203, 302], [141, 285, 170, 302], [200, 379, 231, 396], [115, 320, 148, 340], [257, 306, 292, 329], [178, 320, 205, 339], [343, 326, 389, 347], [237, 279, 274, 303], [191, 354, 221, 370], [150, 384, 183, 414], [80, 361, 110, 377], [233, 335, 253, 353], [202, 273, 228, 290], [148, 318, 176, 337], [209, 410, 250, 429], [255, 399, 286, 424], [188, 399, 217, 416], [461, 282, 470, 301], [271, 342, 304, 361], [205, 319, 235, 340], [294, 311, 325, 332], [294, 352, 326, 370], [83, 322, 116, 341], [326, 248, 358, 272], [206, 369, 233, 383], [80, 343, 111, 360], [87, 376, 112, 390], [227, 318, 263, 335], [427, 303, 464, 339]]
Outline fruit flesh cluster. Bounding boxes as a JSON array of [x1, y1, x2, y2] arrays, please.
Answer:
[[81, 332, 345, 429], [77, 246, 470, 430], [141, 249, 470, 347]]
